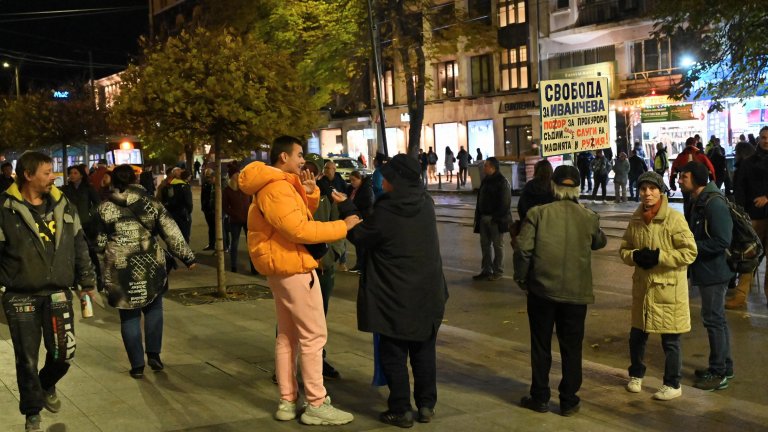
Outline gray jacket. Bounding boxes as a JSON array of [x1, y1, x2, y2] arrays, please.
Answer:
[[613, 158, 630, 183], [514, 199, 606, 304]]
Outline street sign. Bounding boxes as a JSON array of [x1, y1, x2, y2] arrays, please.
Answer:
[[539, 77, 610, 157]]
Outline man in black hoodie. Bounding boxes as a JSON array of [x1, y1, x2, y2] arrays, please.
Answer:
[[337, 154, 448, 428], [473, 157, 512, 281]]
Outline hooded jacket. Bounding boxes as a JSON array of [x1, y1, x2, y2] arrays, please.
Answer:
[[95, 185, 195, 309], [0, 183, 96, 294], [474, 171, 512, 233], [619, 196, 697, 333], [343, 178, 448, 341], [239, 162, 347, 276], [670, 145, 716, 182]]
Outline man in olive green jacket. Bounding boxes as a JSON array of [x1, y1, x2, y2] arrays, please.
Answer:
[[513, 165, 606, 417]]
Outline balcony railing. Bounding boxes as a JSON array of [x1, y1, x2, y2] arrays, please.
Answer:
[[576, 0, 655, 27]]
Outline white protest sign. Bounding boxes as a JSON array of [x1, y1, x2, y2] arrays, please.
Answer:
[[539, 77, 610, 157]]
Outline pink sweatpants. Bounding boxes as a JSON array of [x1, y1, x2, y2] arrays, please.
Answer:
[[267, 270, 328, 406]]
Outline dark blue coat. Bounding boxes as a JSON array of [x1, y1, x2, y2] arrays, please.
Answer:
[[688, 183, 733, 285]]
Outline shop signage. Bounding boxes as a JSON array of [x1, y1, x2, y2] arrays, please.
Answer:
[[499, 100, 536, 113], [539, 77, 611, 157], [641, 104, 697, 123]]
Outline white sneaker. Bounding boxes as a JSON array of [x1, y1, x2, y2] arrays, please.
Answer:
[[275, 399, 297, 421], [300, 396, 354, 425], [653, 385, 682, 401], [626, 377, 642, 393]]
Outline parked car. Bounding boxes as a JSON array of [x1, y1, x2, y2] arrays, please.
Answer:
[[324, 156, 372, 181]]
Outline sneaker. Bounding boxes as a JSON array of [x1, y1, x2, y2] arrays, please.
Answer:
[[561, 403, 580, 417], [25, 414, 42, 432], [626, 376, 643, 393], [147, 356, 164, 371], [379, 411, 414, 428], [43, 387, 61, 413], [653, 385, 682, 401], [694, 373, 728, 391], [275, 399, 297, 421], [694, 367, 734, 380], [472, 272, 491, 281], [202, 245, 214, 251], [417, 407, 434, 423], [488, 273, 503, 281], [520, 395, 549, 413], [300, 396, 354, 426]]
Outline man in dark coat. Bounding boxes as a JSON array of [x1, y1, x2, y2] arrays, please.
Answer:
[[339, 154, 448, 428], [473, 157, 511, 281], [678, 161, 734, 391]]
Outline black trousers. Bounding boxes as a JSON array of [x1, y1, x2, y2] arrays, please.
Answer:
[[459, 166, 468, 185], [591, 174, 608, 200], [2, 291, 76, 415], [527, 293, 586, 409], [628, 327, 682, 388], [379, 330, 438, 414]]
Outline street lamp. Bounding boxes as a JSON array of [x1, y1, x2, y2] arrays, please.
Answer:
[[2, 61, 20, 99]]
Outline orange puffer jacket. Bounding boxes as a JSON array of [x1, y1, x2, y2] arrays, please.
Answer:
[[239, 162, 347, 276]]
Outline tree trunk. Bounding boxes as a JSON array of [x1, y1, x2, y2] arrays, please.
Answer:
[[214, 131, 227, 297], [184, 143, 195, 179]]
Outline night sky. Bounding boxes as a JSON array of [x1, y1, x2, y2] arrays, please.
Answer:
[[0, 0, 148, 95]]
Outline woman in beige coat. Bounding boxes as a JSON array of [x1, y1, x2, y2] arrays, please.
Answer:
[[619, 171, 697, 401]]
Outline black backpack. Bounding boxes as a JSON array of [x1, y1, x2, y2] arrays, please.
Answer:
[[704, 195, 764, 273]]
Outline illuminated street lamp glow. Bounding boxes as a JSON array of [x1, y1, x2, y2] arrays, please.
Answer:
[[681, 56, 696, 67]]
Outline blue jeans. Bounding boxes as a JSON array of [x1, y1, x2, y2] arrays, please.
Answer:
[[119, 296, 164, 369], [698, 283, 733, 375], [628, 327, 681, 388]]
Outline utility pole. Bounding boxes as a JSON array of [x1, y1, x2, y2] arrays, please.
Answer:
[[148, 0, 154, 40], [366, 0, 389, 156]]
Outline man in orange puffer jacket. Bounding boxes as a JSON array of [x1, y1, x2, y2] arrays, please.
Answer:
[[239, 136, 360, 426]]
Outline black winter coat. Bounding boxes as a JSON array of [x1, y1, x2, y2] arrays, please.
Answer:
[[688, 183, 733, 285], [347, 176, 375, 217], [343, 181, 448, 341], [0, 184, 97, 294], [474, 171, 512, 233], [61, 181, 100, 240], [734, 147, 768, 220], [518, 178, 554, 221]]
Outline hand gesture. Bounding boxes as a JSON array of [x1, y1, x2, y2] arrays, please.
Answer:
[[331, 190, 348, 203], [300, 169, 317, 194], [754, 195, 768, 208], [343, 215, 362, 230]]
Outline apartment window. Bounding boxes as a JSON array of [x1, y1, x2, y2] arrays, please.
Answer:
[[468, 0, 492, 25], [548, 45, 614, 71], [471, 54, 493, 95], [556, 0, 569, 9], [430, 2, 456, 41], [500, 46, 528, 91], [437, 61, 459, 98], [632, 38, 673, 74], [499, 0, 526, 27]]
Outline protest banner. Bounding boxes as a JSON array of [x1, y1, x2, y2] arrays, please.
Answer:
[[539, 77, 610, 157]]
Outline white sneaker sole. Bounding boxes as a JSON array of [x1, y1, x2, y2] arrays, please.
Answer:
[[300, 413, 354, 426]]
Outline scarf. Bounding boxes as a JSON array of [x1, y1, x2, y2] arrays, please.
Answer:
[[642, 199, 662, 225]]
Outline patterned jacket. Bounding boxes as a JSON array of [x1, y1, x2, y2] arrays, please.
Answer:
[[95, 185, 195, 309]]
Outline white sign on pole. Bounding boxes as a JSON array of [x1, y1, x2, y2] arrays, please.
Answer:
[[539, 77, 610, 157]]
